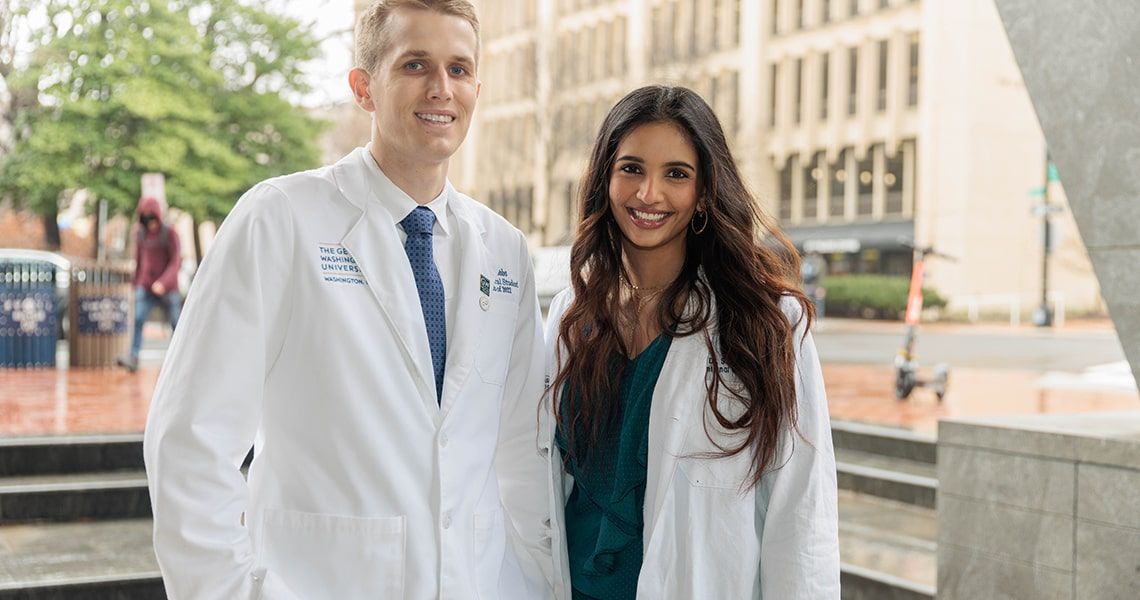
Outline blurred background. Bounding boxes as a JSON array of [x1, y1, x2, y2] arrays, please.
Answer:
[[0, 1, 1137, 598]]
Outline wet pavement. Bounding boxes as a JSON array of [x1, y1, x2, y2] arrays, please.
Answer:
[[0, 319, 1135, 437]]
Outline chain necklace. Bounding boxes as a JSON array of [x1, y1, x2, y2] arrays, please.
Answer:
[[620, 274, 670, 351]]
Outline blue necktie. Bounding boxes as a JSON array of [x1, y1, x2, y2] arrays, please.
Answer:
[[401, 207, 446, 403]]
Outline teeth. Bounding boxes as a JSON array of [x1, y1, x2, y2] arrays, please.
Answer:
[[632, 209, 668, 222], [417, 113, 454, 123]]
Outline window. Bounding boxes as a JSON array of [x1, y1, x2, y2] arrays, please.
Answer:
[[908, 33, 920, 106], [877, 39, 889, 112], [820, 53, 830, 120], [771, 0, 780, 35], [779, 157, 795, 221], [769, 63, 779, 127], [879, 0, 890, 8], [793, 57, 803, 124], [885, 148, 904, 215], [795, 0, 804, 29], [821, 0, 831, 24], [804, 152, 822, 219], [829, 149, 848, 219], [847, 47, 858, 115], [849, 0, 859, 18], [857, 146, 876, 217]]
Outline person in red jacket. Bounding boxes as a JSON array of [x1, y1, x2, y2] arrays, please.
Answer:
[[117, 196, 182, 372]]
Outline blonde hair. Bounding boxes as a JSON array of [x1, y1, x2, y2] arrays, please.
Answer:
[[354, 0, 481, 74]]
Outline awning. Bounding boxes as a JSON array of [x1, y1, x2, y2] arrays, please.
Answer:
[[783, 220, 915, 253]]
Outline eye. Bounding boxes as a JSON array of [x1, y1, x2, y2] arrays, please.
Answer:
[[618, 163, 642, 175], [404, 61, 425, 72], [448, 65, 468, 76], [666, 168, 690, 179]]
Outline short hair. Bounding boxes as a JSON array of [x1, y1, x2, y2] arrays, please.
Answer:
[[354, 0, 481, 75]]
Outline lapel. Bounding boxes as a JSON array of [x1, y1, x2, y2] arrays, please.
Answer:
[[331, 148, 437, 412], [438, 190, 489, 417], [642, 330, 708, 537]]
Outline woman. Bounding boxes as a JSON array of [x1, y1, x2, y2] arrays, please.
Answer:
[[543, 85, 839, 599]]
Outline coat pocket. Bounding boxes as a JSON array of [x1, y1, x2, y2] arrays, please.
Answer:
[[474, 302, 519, 386], [472, 509, 508, 599], [254, 508, 406, 599]]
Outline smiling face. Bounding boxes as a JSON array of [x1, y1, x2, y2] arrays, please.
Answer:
[[608, 121, 702, 259], [352, 7, 480, 169]]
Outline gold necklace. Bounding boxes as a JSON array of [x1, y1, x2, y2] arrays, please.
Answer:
[[620, 274, 668, 350]]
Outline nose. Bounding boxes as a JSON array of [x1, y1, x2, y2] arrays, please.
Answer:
[[635, 176, 662, 204], [427, 66, 453, 102]]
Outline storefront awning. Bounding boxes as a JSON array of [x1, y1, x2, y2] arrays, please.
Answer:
[[783, 220, 915, 253]]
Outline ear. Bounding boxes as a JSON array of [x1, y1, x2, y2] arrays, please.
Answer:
[[475, 79, 482, 100], [348, 67, 375, 112]]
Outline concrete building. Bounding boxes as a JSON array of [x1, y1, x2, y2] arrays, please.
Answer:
[[454, 0, 1105, 318]]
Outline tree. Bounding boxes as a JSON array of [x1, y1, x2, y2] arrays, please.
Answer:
[[0, 0, 325, 250]]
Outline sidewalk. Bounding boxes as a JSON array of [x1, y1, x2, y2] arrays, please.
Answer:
[[1, 319, 1136, 437]]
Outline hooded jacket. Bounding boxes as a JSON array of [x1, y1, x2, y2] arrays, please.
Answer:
[[133, 196, 181, 296]]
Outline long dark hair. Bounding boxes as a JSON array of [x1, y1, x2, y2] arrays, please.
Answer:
[[550, 85, 813, 488]]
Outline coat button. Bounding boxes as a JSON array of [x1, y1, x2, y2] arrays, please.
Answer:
[[442, 513, 452, 529], [439, 433, 449, 448], [479, 296, 490, 311]]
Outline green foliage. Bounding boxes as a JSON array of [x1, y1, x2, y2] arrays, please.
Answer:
[[0, 0, 326, 223], [823, 274, 948, 320]]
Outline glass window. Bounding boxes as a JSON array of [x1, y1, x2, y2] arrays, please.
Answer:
[[821, 0, 831, 24], [877, 39, 889, 112], [857, 146, 876, 217], [771, 0, 780, 35], [830, 149, 848, 219], [849, 0, 859, 18], [769, 63, 779, 127], [885, 147, 904, 215], [820, 53, 830, 120], [796, 0, 804, 29], [804, 152, 821, 219], [779, 157, 795, 221], [908, 33, 920, 106], [793, 57, 803, 124], [847, 47, 858, 115]]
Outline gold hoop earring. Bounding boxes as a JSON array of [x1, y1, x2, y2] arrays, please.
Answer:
[[691, 208, 709, 235]]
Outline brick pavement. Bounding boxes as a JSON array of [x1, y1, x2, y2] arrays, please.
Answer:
[[1, 361, 1135, 437]]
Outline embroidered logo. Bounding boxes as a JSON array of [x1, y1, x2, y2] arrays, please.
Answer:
[[317, 243, 366, 286], [491, 268, 519, 296]]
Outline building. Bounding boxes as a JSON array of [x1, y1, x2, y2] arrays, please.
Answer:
[[458, 0, 1103, 318]]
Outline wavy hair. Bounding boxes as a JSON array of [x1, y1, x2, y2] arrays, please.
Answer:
[[551, 85, 813, 488]]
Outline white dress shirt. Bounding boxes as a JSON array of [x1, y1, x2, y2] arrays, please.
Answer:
[[360, 146, 461, 344]]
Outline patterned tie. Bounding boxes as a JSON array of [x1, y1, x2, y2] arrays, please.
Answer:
[[401, 206, 446, 403]]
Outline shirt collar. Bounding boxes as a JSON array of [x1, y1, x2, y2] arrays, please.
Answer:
[[360, 144, 452, 237]]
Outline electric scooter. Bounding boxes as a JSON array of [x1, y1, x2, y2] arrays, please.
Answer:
[[895, 242, 955, 401]]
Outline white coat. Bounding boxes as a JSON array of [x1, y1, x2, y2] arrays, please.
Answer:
[[144, 148, 553, 599], [541, 288, 840, 599]]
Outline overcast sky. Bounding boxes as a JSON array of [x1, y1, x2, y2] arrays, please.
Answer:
[[282, 0, 355, 107]]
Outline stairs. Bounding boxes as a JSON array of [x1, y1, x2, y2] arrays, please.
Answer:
[[834, 420, 938, 600], [0, 435, 163, 598], [0, 423, 940, 598]]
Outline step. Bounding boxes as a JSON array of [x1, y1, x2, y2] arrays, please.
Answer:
[[0, 472, 150, 524], [838, 490, 936, 600], [0, 435, 144, 478], [836, 448, 938, 509], [831, 420, 937, 465], [0, 519, 163, 598]]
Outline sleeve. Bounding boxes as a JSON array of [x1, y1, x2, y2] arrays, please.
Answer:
[[757, 297, 841, 599], [495, 237, 557, 598], [157, 227, 182, 294], [143, 183, 301, 600]]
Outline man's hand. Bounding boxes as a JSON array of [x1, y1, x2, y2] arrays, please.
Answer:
[[151, 282, 166, 296]]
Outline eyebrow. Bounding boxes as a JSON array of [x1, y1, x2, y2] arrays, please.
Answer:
[[395, 49, 475, 67], [615, 155, 696, 170]]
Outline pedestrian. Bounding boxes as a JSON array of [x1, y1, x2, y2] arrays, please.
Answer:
[[543, 85, 840, 599], [116, 195, 181, 373], [144, 1, 553, 598]]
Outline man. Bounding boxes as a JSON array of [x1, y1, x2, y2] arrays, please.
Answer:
[[117, 196, 181, 372], [144, 1, 553, 597]]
